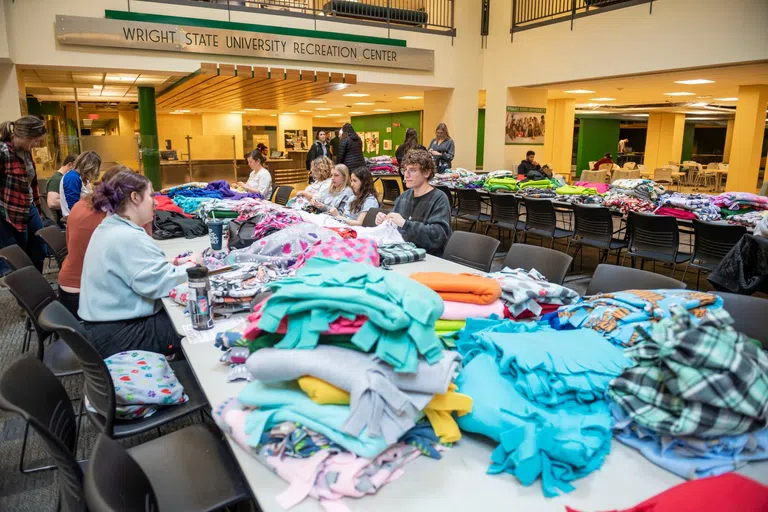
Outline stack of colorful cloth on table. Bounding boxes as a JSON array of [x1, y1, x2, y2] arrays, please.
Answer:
[[485, 267, 580, 319], [367, 155, 399, 175], [603, 193, 657, 217], [158, 181, 263, 217], [574, 181, 610, 194], [554, 184, 604, 204], [455, 317, 631, 497], [609, 179, 666, 203], [655, 192, 721, 221], [484, 177, 519, 192], [714, 192, 768, 228], [211, 258, 472, 510], [409, 272, 503, 344], [430, 169, 485, 189], [608, 305, 768, 480]]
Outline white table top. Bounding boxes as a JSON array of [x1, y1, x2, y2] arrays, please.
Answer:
[[156, 237, 768, 512]]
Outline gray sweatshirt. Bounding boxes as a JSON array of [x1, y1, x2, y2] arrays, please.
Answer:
[[390, 188, 452, 256]]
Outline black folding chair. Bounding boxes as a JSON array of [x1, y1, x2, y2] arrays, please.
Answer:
[[585, 264, 686, 295], [272, 185, 294, 206], [37, 225, 68, 268], [443, 231, 500, 272], [717, 292, 768, 349], [485, 193, 526, 248], [625, 212, 691, 279], [363, 208, 387, 227], [522, 198, 573, 249], [455, 189, 490, 232], [0, 244, 35, 271], [567, 204, 628, 270], [502, 244, 573, 285], [682, 220, 747, 290]]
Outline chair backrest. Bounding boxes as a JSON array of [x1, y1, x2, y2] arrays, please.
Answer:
[[627, 211, 681, 258], [4, 266, 58, 356], [580, 170, 608, 183], [362, 208, 386, 227], [456, 188, 483, 216], [572, 204, 614, 244], [85, 434, 159, 512], [38, 301, 117, 436], [622, 162, 637, 170], [38, 179, 60, 224], [717, 292, 768, 349], [653, 168, 673, 183], [488, 192, 520, 224], [0, 244, 35, 271], [706, 163, 719, 171], [443, 231, 500, 272], [612, 169, 641, 182], [381, 179, 401, 203], [502, 244, 573, 285], [37, 225, 68, 267], [272, 186, 293, 206], [0, 356, 85, 512], [585, 264, 686, 295], [523, 198, 557, 234], [598, 163, 613, 171], [588, 161, 596, 169], [691, 220, 747, 267]]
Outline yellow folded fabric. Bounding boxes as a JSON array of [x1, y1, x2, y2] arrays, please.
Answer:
[[297, 375, 349, 405]]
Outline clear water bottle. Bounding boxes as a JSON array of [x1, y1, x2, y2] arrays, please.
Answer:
[[186, 265, 214, 331]]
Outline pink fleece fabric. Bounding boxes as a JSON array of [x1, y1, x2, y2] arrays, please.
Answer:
[[575, 181, 610, 194], [441, 299, 505, 320]]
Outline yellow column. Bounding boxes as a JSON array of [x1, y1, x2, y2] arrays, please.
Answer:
[[542, 98, 576, 182], [118, 111, 135, 136], [725, 85, 768, 192], [423, 89, 454, 149], [643, 112, 685, 175], [0, 63, 22, 121], [723, 118, 735, 163]]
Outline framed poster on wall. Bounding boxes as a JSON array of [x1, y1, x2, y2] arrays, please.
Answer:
[[365, 131, 380, 154], [284, 129, 309, 150], [505, 106, 546, 145]]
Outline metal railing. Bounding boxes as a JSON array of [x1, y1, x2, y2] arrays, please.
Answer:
[[511, 0, 654, 35], [146, 0, 455, 35]]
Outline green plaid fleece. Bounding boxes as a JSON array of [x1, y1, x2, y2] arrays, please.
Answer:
[[608, 304, 768, 438], [378, 242, 426, 266]]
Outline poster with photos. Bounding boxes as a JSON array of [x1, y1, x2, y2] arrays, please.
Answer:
[[284, 129, 308, 150], [505, 106, 546, 145], [365, 131, 380, 154]]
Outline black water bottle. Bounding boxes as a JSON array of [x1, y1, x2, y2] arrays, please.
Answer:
[[186, 266, 214, 331]]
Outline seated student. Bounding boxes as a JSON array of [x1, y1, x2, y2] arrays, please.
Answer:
[[329, 166, 379, 226], [311, 164, 353, 213], [375, 149, 451, 255], [518, 150, 542, 174], [238, 150, 272, 199], [60, 150, 101, 217], [78, 170, 192, 358], [292, 156, 333, 204], [46, 153, 77, 216], [593, 152, 614, 170]]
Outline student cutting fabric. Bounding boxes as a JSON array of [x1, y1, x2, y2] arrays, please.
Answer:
[[376, 149, 452, 255], [311, 164, 353, 213], [60, 150, 101, 217], [238, 150, 272, 199], [329, 166, 379, 226], [294, 156, 333, 203], [78, 170, 193, 358]]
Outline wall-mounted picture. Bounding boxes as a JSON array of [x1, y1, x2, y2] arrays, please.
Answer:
[[284, 129, 309, 150], [365, 131, 380, 154], [383, 139, 392, 151], [505, 106, 546, 145]]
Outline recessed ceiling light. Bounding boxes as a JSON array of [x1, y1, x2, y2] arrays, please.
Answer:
[[564, 89, 595, 94], [689, 102, 709, 107], [315, 107, 332, 111], [306, 100, 326, 104], [687, 117, 716, 121], [174, 109, 190, 113], [327, 114, 341, 117], [243, 108, 260, 111], [314, 115, 327, 118], [697, 95, 713, 99], [343, 93, 369, 97], [398, 96, 422, 100], [629, 114, 649, 117], [231, 111, 246, 114], [715, 97, 738, 101], [299, 110, 312, 113], [349, 111, 364, 114], [590, 97, 616, 101], [282, 112, 295, 115], [373, 109, 391, 112], [354, 102, 375, 106], [269, 114, 277, 117], [664, 92, 695, 96], [576, 103, 597, 108], [686, 110, 717, 115], [674, 79, 715, 85]]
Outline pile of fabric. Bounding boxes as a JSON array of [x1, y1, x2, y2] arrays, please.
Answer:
[[430, 169, 486, 189], [484, 177, 519, 192], [655, 192, 721, 221], [608, 305, 768, 479], [602, 194, 656, 217], [609, 179, 666, 203], [714, 192, 768, 228], [211, 258, 471, 510], [367, 155, 398, 175], [486, 267, 580, 319], [455, 318, 630, 497]]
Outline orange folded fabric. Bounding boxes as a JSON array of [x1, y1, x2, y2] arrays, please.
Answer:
[[410, 272, 502, 305]]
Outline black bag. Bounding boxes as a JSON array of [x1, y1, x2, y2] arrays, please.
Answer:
[[228, 213, 264, 250]]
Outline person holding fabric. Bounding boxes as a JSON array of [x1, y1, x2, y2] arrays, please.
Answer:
[[329, 166, 379, 226], [376, 149, 452, 256], [519, 150, 542, 174], [294, 156, 333, 202], [427, 123, 454, 174], [78, 170, 193, 358], [311, 164, 353, 214], [46, 153, 77, 213], [593, 152, 614, 170], [60, 150, 101, 217], [335, 123, 365, 171], [305, 130, 332, 170], [238, 150, 272, 199], [0, 115, 48, 274]]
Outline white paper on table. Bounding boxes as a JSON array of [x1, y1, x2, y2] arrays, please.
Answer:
[[182, 316, 247, 345]]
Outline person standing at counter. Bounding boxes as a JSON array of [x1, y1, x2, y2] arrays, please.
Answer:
[[0, 115, 48, 274], [336, 123, 366, 171], [238, 150, 272, 199], [306, 130, 332, 170], [60, 150, 101, 217], [427, 123, 454, 174]]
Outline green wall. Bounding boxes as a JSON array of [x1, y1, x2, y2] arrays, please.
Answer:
[[681, 123, 695, 162], [476, 108, 485, 168], [576, 117, 621, 177], [351, 111, 422, 158]]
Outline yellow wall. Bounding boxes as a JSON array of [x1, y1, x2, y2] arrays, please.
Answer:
[[118, 111, 136, 135], [277, 114, 313, 152], [644, 112, 685, 174], [542, 98, 576, 180], [0, 63, 21, 121], [726, 85, 768, 192], [201, 113, 244, 159], [157, 114, 203, 158], [723, 119, 735, 163]]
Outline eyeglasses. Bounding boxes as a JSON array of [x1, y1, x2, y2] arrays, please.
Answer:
[[403, 168, 423, 175]]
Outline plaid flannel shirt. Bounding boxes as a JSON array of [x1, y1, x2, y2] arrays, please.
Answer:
[[0, 141, 39, 232], [378, 242, 426, 266], [608, 304, 768, 438]]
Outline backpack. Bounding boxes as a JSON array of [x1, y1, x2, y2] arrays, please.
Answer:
[[227, 213, 266, 250]]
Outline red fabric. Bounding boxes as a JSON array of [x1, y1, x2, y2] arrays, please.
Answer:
[[503, 302, 560, 319], [328, 227, 357, 239], [243, 298, 368, 340], [565, 474, 768, 512], [654, 207, 697, 220], [592, 157, 614, 170], [0, 141, 40, 232], [517, 174, 527, 181], [154, 194, 192, 218]]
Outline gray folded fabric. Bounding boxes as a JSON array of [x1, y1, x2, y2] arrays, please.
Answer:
[[246, 345, 461, 444]]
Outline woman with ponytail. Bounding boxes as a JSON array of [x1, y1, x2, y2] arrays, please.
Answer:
[[0, 116, 48, 274], [78, 170, 191, 357]]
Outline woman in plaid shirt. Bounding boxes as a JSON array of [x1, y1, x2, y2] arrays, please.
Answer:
[[0, 116, 48, 274]]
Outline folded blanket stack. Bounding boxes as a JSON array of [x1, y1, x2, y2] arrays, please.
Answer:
[[656, 192, 721, 221], [367, 155, 399, 175], [484, 177, 518, 192], [609, 178, 666, 202], [486, 267, 580, 319], [715, 192, 768, 227]]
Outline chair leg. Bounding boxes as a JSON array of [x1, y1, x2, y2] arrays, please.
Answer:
[[681, 262, 690, 283], [615, 248, 622, 266], [671, 263, 677, 280], [695, 269, 701, 290]]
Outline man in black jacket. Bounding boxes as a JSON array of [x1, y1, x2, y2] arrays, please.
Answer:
[[518, 150, 542, 174], [306, 130, 332, 170]]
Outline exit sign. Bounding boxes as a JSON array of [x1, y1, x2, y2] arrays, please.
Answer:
[[392, 122, 400, 127]]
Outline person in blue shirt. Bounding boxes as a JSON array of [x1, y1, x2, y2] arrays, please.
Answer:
[[328, 166, 379, 226], [60, 150, 101, 217], [78, 169, 195, 358]]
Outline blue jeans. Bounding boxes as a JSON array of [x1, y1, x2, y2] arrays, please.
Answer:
[[0, 204, 46, 274]]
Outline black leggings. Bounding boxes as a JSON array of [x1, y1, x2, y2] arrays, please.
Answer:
[[58, 289, 80, 320], [82, 309, 182, 359]]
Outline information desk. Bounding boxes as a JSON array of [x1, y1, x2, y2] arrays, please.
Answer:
[[156, 237, 767, 512]]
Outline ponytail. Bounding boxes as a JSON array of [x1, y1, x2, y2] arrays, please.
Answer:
[[0, 116, 47, 143]]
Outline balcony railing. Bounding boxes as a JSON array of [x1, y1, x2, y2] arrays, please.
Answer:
[[511, 0, 655, 35], [144, 0, 455, 35]]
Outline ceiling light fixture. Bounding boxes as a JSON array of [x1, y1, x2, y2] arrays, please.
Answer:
[[349, 111, 364, 114], [243, 108, 260, 111], [687, 117, 717, 121], [629, 114, 649, 117], [269, 114, 277, 117], [590, 97, 616, 101], [299, 110, 312, 113], [174, 109, 190, 113], [564, 89, 595, 94], [664, 92, 695, 96], [689, 102, 709, 107], [306, 100, 326, 104], [327, 114, 341, 117], [315, 107, 332, 111], [715, 97, 738, 101], [231, 111, 246, 114], [343, 93, 369, 97], [373, 109, 391, 112], [282, 112, 296, 115], [314, 115, 327, 118], [354, 102, 374, 106], [674, 79, 715, 85], [398, 96, 422, 100]]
